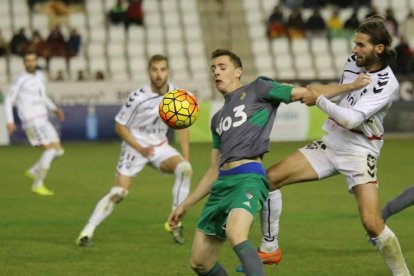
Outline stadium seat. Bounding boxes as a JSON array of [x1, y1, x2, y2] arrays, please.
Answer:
[[146, 26, 164, 43], [88, 28, 106, 43], [167, 42, 185, 58], [254, 54, 275, 76], [127, 26, 145, 42], [127, 41, 145, 58], [178, 0, 197, 13], [9, 57, 24, 79], [87, 43, 105, 58], [108, 26, 126, 42], [165, 25, 183, 43], [291, 39, 309, 56], [271, 37, 290, 57], [49, 57, 68, 74], [143, 0, 160, 13], [182, 12, 199, 26], [146, 41, 166, 56], [330, 38, 350, 55], [248, 22, 267, 40], [107, 43, 125, 57], [0, 58, 8, 83], [144, 12, 162, 27], [69, 13, 87, 30], [89, 57, 107, 75], [109, 58, 128, 81], [310, 37, 330, 56], [69, 57, 88, 78]]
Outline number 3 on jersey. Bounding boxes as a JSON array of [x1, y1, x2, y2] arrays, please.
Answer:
[[216, 105, 247, 135]]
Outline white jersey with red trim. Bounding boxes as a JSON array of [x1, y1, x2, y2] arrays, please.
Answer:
[[322, 55, 399, 157], [115, 83, 175, 147], [5, 70, 56, 127]]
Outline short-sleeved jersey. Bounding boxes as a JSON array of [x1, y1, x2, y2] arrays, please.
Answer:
[[5, 70, 56, 127], [211, 77, 292, 167], [322, 54, 399, 157], [115, 83, 175, 147]]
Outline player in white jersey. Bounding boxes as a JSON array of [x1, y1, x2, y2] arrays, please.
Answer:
[[76, 55, 192, 247], [4, 51, 65, 196], [248, 17, 411, 276]]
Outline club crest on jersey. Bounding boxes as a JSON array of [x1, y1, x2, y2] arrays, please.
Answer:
[[240, 91, 247, 100], [245, 192, 253, 200]]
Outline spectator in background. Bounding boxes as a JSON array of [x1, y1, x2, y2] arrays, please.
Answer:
[[344, 9, 360, 31], [108, 0, 126, 25], [391, 36, 413, 74], [266, 5, 286, 39], [10, 28, 30, 56], [327, 9, 344, 38], [0, 29, 9, 57], [46, 26, 66, 58], [66, 28, 81, 58], [286, 8, 305, 39], [305, 8, 327, 37], [41, 0, 70, 28], [24, 30, 48, 58], [401, 11, 414, 40], [125, 0, 144, 30], [385, 8, 399, 37], [94, 71, 105, 80]]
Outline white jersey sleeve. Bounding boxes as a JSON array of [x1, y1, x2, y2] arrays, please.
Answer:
[[115, 84, 175, 147], [4, 76, 21, 124], [115, 88, 146, 126]]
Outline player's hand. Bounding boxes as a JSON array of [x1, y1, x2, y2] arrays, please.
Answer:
[[6, 123, 16, 135], [301, 88, 321, 106], [168, 205, 187, 229], [139, 146, 154, 159], [352, 73, 372, 90], [54, 108, 65, 122]]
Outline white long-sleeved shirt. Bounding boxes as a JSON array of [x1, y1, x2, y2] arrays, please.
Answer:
[[4, 70, 56, 128], [319, 55, 399, 157], [115, 83, 175, 147]]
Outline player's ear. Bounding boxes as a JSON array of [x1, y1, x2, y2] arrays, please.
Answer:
[[235, 67, 242, 78], [375, 44, 385, 55]]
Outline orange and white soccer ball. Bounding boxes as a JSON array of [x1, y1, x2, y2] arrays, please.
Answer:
[[159, 89, 199, 129]]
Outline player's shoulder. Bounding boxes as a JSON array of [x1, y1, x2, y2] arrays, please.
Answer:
[[343, 54, 362, 73], [370, 66, 399, 94]]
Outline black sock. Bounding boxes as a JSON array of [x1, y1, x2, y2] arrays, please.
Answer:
[[233, 240, 265, 276]]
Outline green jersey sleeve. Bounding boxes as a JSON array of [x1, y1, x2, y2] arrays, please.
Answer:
[[211, 131, 221, 149], [258, 76, 293, 104]]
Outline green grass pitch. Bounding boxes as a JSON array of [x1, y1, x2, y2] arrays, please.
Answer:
[[0, 140, 413, 275]]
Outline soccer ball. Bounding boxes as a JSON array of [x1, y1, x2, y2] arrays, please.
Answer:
[[159, 89, 199, 129]]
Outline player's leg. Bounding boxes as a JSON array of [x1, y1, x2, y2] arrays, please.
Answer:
[[155, 145, 192, 244], [382, 185, 414, 222], [190, 230, 226, 275], [255, 144, 331, 267], [353, 184, 411, 275], [76, 144, 145, 246], [227, 208, 265, 276], [76, 174, 131, 246], [25, 121, 63, 195]]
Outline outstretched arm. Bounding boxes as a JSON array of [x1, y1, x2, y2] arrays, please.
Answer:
[[301, 73, 372, 104], [177, 128, 190, 161], [290, 73, 371, 103], [168, 149, 220, 228]]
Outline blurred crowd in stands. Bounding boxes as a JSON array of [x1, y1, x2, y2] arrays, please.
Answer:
[[108, 0, 144, 29], [267, 0, 414, 74]]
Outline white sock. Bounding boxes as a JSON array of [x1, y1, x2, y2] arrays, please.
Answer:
[[376, 225, 411, 276], [171, 162, 191, 210], [259, 189, 282, 253], [33, 149, 57, 188], [81, 186, 128, 238]]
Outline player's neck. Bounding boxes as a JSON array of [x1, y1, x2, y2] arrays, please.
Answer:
[[365, 62, 383, 73]]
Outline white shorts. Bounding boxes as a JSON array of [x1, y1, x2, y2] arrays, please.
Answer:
[[299, 140, 378, 192], [23, 120, 60, 146], [116, 141, 181, 177]]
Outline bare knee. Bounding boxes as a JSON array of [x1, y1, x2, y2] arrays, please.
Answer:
[[190, 257, 211, 274], [361, 216, 384, 236]]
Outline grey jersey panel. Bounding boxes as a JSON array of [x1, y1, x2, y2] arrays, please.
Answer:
[[211, 77, 291, 167]]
